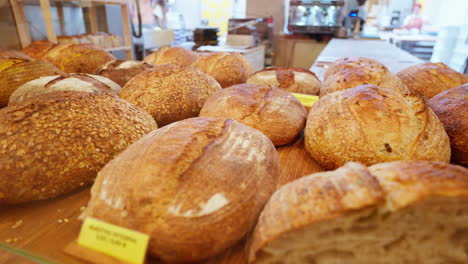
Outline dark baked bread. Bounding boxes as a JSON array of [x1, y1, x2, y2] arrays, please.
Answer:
[[95, 60, 154, 87]]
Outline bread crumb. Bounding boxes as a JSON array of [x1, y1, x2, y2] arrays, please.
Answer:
[[79, 182, 85, 186], [64, 218, 69, 223], [11, 220, 23, 229], [58, 219, 63, 223], [5, 238, 12, 243]]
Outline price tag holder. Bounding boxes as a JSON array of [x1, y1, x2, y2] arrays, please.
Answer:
[[291, 93, 319, 108], [77, 217, 149, 264]]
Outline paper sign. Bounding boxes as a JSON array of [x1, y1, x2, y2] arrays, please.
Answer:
[[77, 217, 149, 264], [292, 93, 319, 108]]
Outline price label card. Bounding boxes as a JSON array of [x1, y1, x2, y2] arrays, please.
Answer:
[[292, 93, 319, 108], [77, 217, 149, 264]]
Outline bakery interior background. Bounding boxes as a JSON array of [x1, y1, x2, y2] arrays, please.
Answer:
[[0, 0, 467, 73]]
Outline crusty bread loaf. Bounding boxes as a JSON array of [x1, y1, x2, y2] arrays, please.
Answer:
[[0, 49, 34, 60], [305, 85, 450, 170], [9, 73, 121, 104], [397, 62, 468, 99], [200, 84, 307, 146], [428, 84, 468, 166], [248, 161, 468, 264], [143, 46, 199, 66], [194, 52, 254, 88], [0, 58, 63, 106], [247, 67, 321, 95], [82, 117, 279, 263], [0, 91, 157, 204], [42, 43, 115, 73], [120, 64, 221, 126], [22, 40, 57, 60], [95, 60, 153, 87], [321, 57, 409, 96]]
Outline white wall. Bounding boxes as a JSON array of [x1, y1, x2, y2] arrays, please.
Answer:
[[425, 0, 468, 27], [174, 0, 203, 29]]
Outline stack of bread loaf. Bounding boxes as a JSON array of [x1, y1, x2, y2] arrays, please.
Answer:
[[57, 32, 123, 49], [1, 42, 467, 264]]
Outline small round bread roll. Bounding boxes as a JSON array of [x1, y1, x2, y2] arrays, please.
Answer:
[[321, 57, 409, 96], [194, 52, 254, 88], [397, 62, 468, 99], [200, 84, 306, 146], [120, 64, 221, 126], [0, 49, 34, 60], [143, 46, 199, 66], [247, 67, 321, 95], [42, 43, 115, 73], [305, 85, 450, 170], [82, 117, 279, 263], [0, 58, 63, 106], [0, 91, 157, 204], [22, 40, 57, 60], [428, 84, 468, 166], [9, 73, 121, 104], [95, 60, 153, 87]]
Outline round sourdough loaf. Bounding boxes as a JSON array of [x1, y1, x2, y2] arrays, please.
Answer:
[[199, 84, 307, 146], [304, 85, 450, 170], [0, 49, 34, 60], [143, 46, 199, 66], [248, 161, 468, 264], [95, 60, 154, 87], [0, 91, 157, 204], [81, 117, 279, 263], [428, 84, 468, 166], [9, 73, 121, 104], [22, 40, 57, 60], [321, 57, 409, 96], [42, 43, 115, 73], [247, 67, 321, 95], [0, 58, 63, 106], [194, 52, 254, 88], [397, 62, 468, 99], [120, 64, 221, 126]]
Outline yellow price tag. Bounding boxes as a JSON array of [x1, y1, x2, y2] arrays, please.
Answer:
[[292, 93, 319, 108], [77, 217, 149, 264]]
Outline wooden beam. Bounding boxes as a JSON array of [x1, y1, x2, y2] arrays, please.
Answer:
[[56, 1, 66, 35], [88, 3, 98, 33], [9, 0, 32, 48], [39, 0, 57, 43], [120, 3, 132, 59]]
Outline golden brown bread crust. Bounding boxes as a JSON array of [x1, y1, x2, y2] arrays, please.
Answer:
[[42, 43, 115, 73], [0, 91, 157, 204], [194, 52, 254, 88], [22, 40, 57, 60], [199, 84, 307, 146], [82, 117, 278, 263], [120, 64, 221, 126], [95, 60, 154, 87], [428, 84, 468, 166], [143, 46, 199, 66], [324, 57, 385, 80], [304, 85, 451, 170], [9, 73, 121, 104], [397, 62, 468, 99], [0, 59, 63, 107], [0, 49, 34, 60], [247, 67, 321, 95]]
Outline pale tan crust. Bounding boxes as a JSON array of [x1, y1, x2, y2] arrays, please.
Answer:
[[304, 85, 451, 170], [194, 52, 254, 88], [324, 57, 385, 80], [0, 49, 34, 60], [42, 43, 115, 74], [82, 117, 279, 263], [247, 67, 321, 95], [199, 83, 307, 146], [0, 91, 158, 204], [22, 40, 57, 60], [397, 62, 468, 99], [95, 60, 154, 87], [120, 64, 221, 126], [428, 84, 468, 166], [143, 46, 199, 66]]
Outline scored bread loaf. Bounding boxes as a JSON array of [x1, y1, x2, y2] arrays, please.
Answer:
[[143, 46, 199, 66], [324, 57, 384, 80], [305, 84, 450, 170], [22, 40, 57, 60], [95, 60, 154, 87], [194, 52, 254, 88], [428, 84, 468, 166], [0, 91, 157, 204], [82, 117, 279, 263], [397, 62, 468, 99], [200, 84, 307, 146], [9, 73, 121, 104], [248, 161, 468, 264], [0, 49, 34, 60], [120, 64, 221, 126], [247, 67, 321, 95]]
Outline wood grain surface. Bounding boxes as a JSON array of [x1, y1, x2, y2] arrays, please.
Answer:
[[0, 136, 323, 264]]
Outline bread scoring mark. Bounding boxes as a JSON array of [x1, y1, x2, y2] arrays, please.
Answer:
[[219, 126, 266, 162], [116, 61, 143, 70], [168, 193, 229, 217]]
